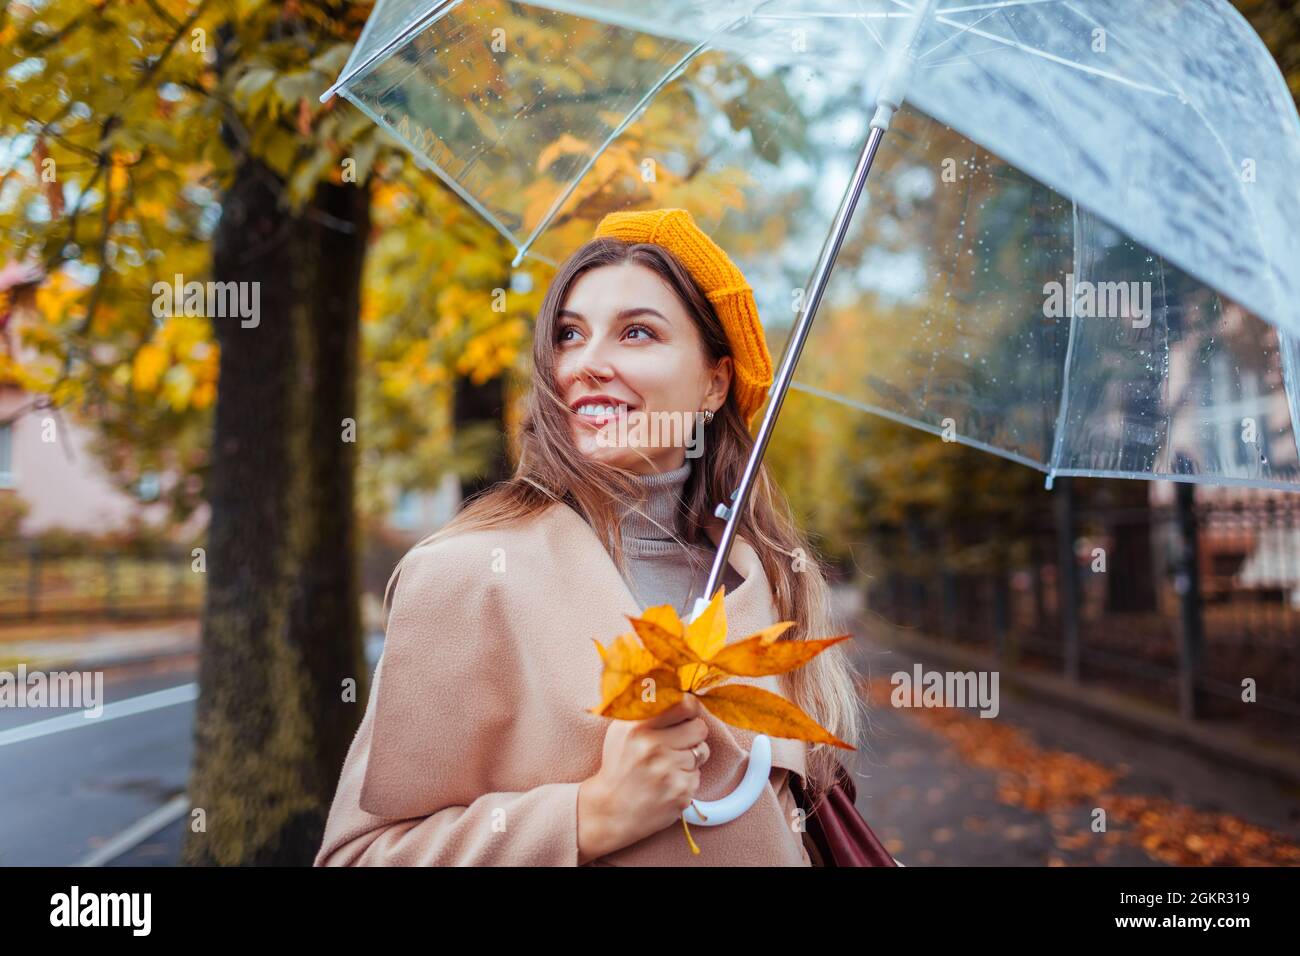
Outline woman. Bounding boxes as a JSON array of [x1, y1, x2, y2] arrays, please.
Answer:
[[315, 208, 865, 866]]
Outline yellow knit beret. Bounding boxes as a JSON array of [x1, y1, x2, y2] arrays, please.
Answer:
[[592, 208, 773, 428]]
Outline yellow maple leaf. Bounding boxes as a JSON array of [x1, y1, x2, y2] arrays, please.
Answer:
[[591, 587, 855, 856], [595, 586, 855, 749], [589, 631, 661, 714]]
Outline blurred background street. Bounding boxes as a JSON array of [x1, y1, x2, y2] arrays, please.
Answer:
[[2, 0, 1298, 868], [2, 599, 1295, 867]]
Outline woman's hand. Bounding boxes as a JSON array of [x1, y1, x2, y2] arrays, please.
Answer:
[[577, 694, 711, 863]]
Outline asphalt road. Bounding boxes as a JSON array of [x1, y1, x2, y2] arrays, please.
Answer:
[[0, 634, 385, 867], [0, 657, 197, 866]]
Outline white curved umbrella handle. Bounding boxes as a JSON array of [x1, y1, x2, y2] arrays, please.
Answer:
[[682, 732, 771, 826], [679, 595, 772, 826]]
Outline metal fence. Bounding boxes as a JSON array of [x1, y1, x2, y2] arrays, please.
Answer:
[[864, 485, 1300, 738], [0, 539, 205, 623]]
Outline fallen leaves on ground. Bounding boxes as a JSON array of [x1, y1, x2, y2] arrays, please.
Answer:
[[863, 676, 1300, 866]]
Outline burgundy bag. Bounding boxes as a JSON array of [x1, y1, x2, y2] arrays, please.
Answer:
[[789, 760, 899, 867]]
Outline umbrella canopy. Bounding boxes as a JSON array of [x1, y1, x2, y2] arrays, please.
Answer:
[[323, 0, 1300, 494], [322, 0, 1300, 829], [323, 0, 1300, 335]]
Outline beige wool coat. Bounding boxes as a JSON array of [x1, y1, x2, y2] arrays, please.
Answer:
[[314, 498, 813, 866]]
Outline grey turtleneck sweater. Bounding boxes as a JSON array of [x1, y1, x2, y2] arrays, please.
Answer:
[[595, 460, 810, 864], [611, 459, 745, 618]]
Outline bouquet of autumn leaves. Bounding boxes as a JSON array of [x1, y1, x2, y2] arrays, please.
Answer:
[[589, 585, 855, 853]]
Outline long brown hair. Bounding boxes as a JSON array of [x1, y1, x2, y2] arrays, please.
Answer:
[[385, 236, 865, 793]]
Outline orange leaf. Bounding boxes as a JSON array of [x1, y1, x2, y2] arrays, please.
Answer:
[[683, 586, 728, 660], [754, 621, 795, 646], [693, 667, 730, 693], [698, 683, 855, 750], [627, 612, 702, 670], [592, 667, 683, 720], [678, 661, 725, 694], [640, 603, 685, 637], [709, 632, 852, 677], [590, 632, 659, 714]]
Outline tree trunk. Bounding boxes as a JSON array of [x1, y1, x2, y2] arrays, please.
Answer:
[[183, 160, 370, 865]]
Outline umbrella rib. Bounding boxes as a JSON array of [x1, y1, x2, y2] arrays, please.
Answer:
[[993, 4, 1085, 483], [1045, 204, 1080, 486], [917, 8, 1001, 61], [937, 0, 1066, 14], [322, 0, 461, 101], [859, 18, 888, 52], [509, 39, 712, 267], [750, 11, 912, 20], [919, 0, 1220, 122], [1157, 254, 1173, 476], [920, 43, 1017, 69], [788, 382, 1052, 474], [851, 0, 890, 52], [929, 14, 1177, 97], [508, 0, 791, 268], [1281, 336, 1300, 473], [1047, 468, 1300, 494]]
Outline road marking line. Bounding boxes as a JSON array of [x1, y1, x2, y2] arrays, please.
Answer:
[[0, 682, 198, 747], [76, 794, 190, 867]]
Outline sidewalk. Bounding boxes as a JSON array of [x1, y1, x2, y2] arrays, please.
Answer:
[[839, 588, 1300, 865], [0, 620, 199, 670], [857, 613, 1300, 788]]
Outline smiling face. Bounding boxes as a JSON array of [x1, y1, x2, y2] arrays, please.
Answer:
[[554, 261, 732, 474]]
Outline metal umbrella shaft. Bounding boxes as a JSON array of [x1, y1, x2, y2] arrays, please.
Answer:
[[699, 124, 885, 607], [681, 0, 932, 823], [696, 0, 935, 614]]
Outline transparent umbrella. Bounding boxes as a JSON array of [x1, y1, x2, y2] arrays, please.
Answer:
[[322, 0, 1300, 823]]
